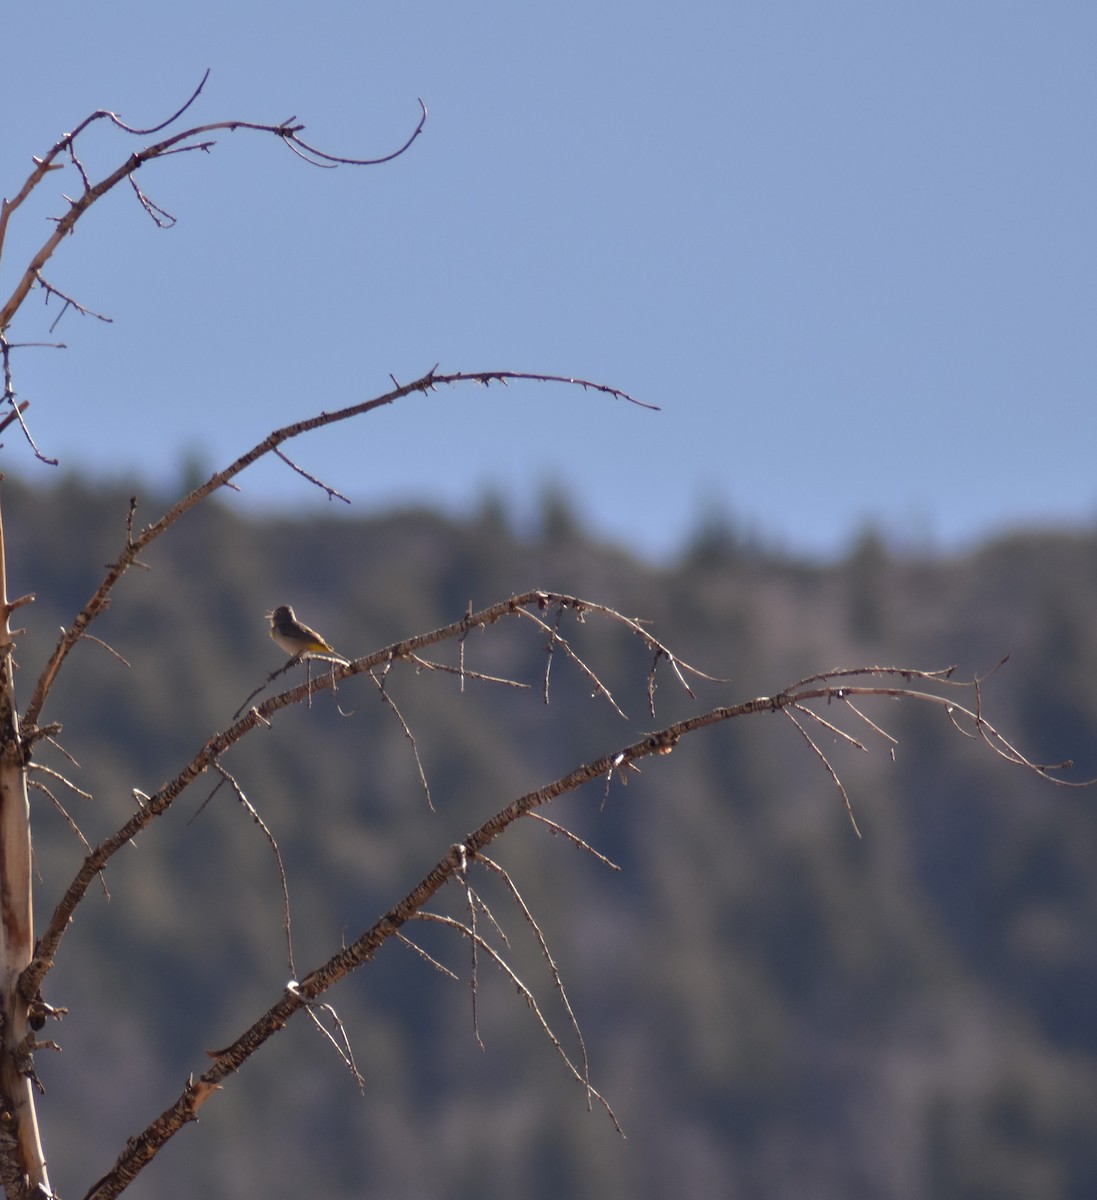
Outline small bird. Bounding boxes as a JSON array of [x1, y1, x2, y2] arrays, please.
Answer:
[[267, 604, 345, 662]]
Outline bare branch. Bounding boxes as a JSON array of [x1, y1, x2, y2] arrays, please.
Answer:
[[839, 696, 899, 748], [413, 909, 621, 1131], [370, 665, 433, 811], [524, 813, 622, 872], [794, 701, 868, 754], [78, 631, 131, 669], [785, 707, 862, 838], [287, 983, 365, 1093], [0, 333, 57, 464], [405, 652, 530, 691], [0, 90, 429, 333], [476, 853, 594, 1110], [517, 604, 627, 719], [24, 373, 657, 731], [281, 98, 428, 166], [541, 601, 565, 704], [34, 272, 114, 333], [105, 69, 211, 136], [394, 931, 459, 981], [273, 448, 350, 503], [28, 779, 107, 899], [127, 176, 177, 228], [0, 400, 30, 439], [212, 762, 297, 978], [66, 660, 1092, 1196], [454, 845, 484, 1049], [30, 762, 93, 803], [36, 620, 1072, 1005], [0, 159, 63, 269]]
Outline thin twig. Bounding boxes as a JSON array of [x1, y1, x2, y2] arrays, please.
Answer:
[[457, 600, 472, 694], [793, 701, 868, 753], [394, 931, 459, 981], [840, 696, 899, 747], [279, 98, 428, 167], [128, 177, 177, 228], [28, 780, 108, 899], [35, 272, 114, 333], [516, 605, 627, 719], [405, 652, 529, 690], [105, 69, 211, 136], [784, 707, 862, 838], [477, 852, 594, 1110], [273, 448, 350, 503], [413, 910, 622, 1134], [524, 813, 622, 871], [288, 983, 365, 1093], [78, 631, 131, 669], [453, 845, 483, 1050], [30, 762, 93, 802], [212, 761, 296, 979], [543, 602, 565, 704], [371, 665, 433, 811]]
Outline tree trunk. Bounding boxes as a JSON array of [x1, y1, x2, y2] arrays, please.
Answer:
[[0, 488, 49, 1199]]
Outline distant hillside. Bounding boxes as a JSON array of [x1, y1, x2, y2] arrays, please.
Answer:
[[7, 476, 1096, 1200]]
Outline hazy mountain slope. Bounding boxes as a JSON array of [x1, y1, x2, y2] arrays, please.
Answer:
[[7, 477, 1095, 1200]]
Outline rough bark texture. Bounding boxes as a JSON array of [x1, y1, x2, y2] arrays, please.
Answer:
[[0, 491, 48, 1200]]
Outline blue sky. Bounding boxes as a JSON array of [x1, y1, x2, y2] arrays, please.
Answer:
[[1, 3, 1094, 559]]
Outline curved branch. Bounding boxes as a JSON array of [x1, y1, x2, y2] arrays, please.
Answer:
[[21, 588, 681, 996], [0, 96, 427, 332], [104, 69, 211, 135], [74, 662, 1088, 1200], [284, 97, 428, 166], [22, 371, 657, 730]]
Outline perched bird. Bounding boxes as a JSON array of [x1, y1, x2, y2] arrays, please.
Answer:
[[267, 604, 346, 662]]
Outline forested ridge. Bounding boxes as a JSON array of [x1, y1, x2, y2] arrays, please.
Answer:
[[11, 475, 1096, 1200]]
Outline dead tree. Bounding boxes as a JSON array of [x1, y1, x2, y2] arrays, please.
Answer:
[[0, 76, 1086, 1200]]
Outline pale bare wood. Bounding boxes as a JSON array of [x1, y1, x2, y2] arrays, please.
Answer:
[[0, 485, 50, 1200]]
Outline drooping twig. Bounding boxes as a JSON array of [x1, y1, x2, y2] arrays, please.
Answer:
[[30, 761, 93, 803], [286, 982, 365, 1094], [278, 98, 427, 167], [405, 652, 528, 691], [35, 271, 114, 333], [0, 334, 58, 464], [370, 664, 433, 811], [77, 632, 131, 669], [413, 909, 622, 1133], [784, 707, 862, 838], [840, 696, 899, 754], [211, 761, 296, 979], [452, 845, 483, 1049], [542, 601, 565, 704], [273, 448, 350, 503], [28, 778, 107, 899], [476, 852, 595, 1111], [127, 176, 177, 229], [516, 605, 627, 719], [457, 600, 473, 694], [524, 812, 622, 871], [394, 931, 459, 981], [795, 701, 868, 754]]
